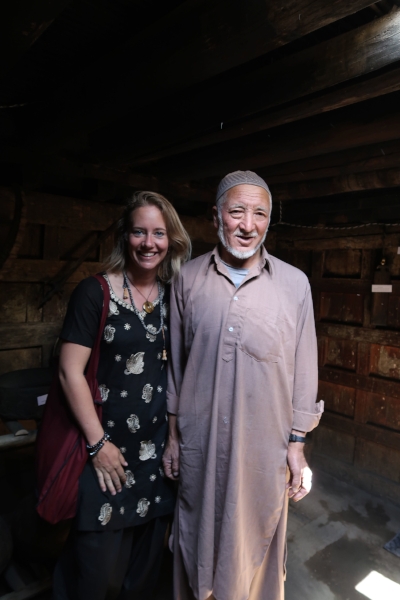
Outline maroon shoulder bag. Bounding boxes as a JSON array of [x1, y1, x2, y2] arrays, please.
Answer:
[[35, 274, 110, 524]]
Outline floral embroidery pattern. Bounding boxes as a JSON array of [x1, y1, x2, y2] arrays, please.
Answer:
[[120, 390, 128, 398], [150, 474, 156, 481], [139, 441, 157, 461], [159, 467, 164, 477], [125, 470, 136, 488], [98, 503, 112, 525], [115, 354, 122, 362], [157, 386, 162, 393], [99, 384, 109, 402], [108, 300, 119, 316], [136, 498, 150, 517], [104, 325, 116, 343], [155, 496, 161, 503], [146, 325, 157, 343], [120, 447, 126, 454], [157, 353, 162, 360], [124, 352, 144, 375], [124, 323, 131, 330], [119, 507, 125, 515], [127, 414, 140, 433], [142, 383, 153, 403], [107, 420, 115, 428], [152, 416, 157, 423]]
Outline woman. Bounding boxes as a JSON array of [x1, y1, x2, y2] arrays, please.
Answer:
[[53, 191, 191, 600]]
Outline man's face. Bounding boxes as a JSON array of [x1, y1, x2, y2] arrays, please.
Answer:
[[213, 184, 271, 261]]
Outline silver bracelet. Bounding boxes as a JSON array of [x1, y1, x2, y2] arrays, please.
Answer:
[[87, 432, 111, 456]]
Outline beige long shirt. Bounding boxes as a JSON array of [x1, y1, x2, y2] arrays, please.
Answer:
[[167, 246, 324, 600]]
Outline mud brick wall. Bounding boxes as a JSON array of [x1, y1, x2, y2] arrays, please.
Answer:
[[272, 228, 400, 504]]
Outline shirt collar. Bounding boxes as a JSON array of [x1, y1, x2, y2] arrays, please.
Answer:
[[208, 244, 273, 276]]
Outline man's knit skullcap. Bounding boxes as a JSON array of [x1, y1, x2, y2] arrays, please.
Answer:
[[216, 170, 271, 203]]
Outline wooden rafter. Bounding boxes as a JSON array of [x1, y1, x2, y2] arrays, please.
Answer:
[[90, 9, 400, 165], [31, 0, 377, 145]]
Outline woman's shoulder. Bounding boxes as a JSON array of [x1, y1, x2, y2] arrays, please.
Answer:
[[69, 275, 105, 310]]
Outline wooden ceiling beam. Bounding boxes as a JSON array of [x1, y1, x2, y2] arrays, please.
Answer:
[[0, 0, 72, 80], [83, 165, 214, 204], [32, 0, 376, 145], [91, 9, 400, 165], [151, 104, 400, 182], [271, 167, 400, 201], [261, 143, 400, 184]]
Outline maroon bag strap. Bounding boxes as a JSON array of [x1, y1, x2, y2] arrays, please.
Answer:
[[85, 274, 111, 384]]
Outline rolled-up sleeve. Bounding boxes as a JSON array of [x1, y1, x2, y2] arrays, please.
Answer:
[[166, 273, 186, 415], [292, 285, 324, 432]]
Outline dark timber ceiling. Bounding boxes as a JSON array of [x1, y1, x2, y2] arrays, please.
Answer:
[[2, 0, 400, 223]]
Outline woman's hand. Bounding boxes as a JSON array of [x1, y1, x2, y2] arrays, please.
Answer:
[[92, 441, 128, 495]]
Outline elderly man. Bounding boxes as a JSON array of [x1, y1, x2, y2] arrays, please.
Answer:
[[163, 170, 324, 600]]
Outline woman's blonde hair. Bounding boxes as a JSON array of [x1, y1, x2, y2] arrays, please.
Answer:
[[104, 191, 191, 282]]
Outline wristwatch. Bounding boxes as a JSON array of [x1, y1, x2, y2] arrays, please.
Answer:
[[289, 433, 307, 443]]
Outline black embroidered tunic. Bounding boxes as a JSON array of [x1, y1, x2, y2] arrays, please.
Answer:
[[61, 275, 175, 531]]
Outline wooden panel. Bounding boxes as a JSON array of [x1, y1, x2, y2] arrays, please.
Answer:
[[324, 339, 357, 372], [317, 322, 400, 348], [320, 367, 400, 400], [355, 438, 400, 484], [365, 391, 400, 432], [0, 323, 62, 350], [278, 232, 400, 251], [318, 381, 355, 418], [17, 223, 43, 259], [42, 284, 76, 323], [0, 284, 27, 323], [388, 295, 400, 330], [0, 283, 43, 324], [369, 344, 400, 380], [317, 336, 326, 368], [0, 347, 42, 376], [274, 248, 312, 276], [0, 259, 100, 283], [320, 292, 363, 325], [0, 188, 121, 230], [26, 284, 43, 323], [43, 226, 60, 261], [322, 411, 400, 452], [312, 424, 355, 464], [58, 228, 99, 261], [323, 249, 361, 278]]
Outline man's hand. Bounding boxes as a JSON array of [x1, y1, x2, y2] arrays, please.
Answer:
[[162, 413, 180, 480], [286, 441, 312, 502], [162, 437, 180, 480], [92, 441, 128, 495]]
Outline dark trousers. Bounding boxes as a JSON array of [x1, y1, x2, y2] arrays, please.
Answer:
[[53, 516, 169, 600]]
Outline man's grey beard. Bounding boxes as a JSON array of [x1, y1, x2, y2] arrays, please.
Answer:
[[217, 211, 268, 260]]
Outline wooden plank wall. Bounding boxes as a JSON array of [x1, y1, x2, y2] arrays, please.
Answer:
[[0, 188, 217, 377], [272, 226, 400, 503]]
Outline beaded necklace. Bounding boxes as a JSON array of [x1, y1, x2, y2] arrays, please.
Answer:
[[122, 272, 167, 360]]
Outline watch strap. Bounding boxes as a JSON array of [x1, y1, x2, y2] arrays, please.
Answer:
[[289, 433, 307, 443]]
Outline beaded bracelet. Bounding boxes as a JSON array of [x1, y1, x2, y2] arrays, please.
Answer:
[[87, 432, 111, 457]]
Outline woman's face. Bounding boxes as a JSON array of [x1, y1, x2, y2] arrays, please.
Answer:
[[127, 205, 169, 275]]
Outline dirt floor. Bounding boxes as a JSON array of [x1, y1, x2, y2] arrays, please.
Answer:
[[31, 469, 400, 600]]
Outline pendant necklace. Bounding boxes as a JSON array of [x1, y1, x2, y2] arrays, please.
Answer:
[[122, 272, 167, 360], [123, 272, 156, 314]]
